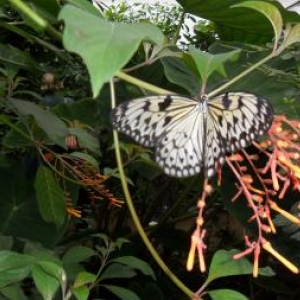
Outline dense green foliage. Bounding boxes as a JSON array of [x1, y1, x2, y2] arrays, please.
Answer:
[[1, 0, 300, 299]]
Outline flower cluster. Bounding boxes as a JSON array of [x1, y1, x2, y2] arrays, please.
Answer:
[[42, 151, 123, 217], [188, 115, 300, 278]]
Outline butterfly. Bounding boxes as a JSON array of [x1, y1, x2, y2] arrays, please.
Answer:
[[111, 92, 274, 178]]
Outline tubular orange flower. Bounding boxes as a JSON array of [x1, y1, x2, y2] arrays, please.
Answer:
[[262, 241, 299, 274], [187, 235, 197, 271], [269, 201, 300, 225], [253, 245, 260, 278], [278, 154, 300, 176], [67, 207, 82, 218]]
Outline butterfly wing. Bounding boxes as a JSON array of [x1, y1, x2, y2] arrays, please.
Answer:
[[205, 92, 273, 176], [111, 95, 206, 177]]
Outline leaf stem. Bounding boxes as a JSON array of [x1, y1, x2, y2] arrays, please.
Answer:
[[110, 80, 194, 298], [208, 52, 275, 98], [116, 71, 173, 95]]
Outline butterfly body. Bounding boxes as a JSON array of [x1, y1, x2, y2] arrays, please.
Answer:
[[111, 92, 273, 178]]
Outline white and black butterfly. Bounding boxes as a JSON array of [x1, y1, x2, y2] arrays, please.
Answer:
[[111, 92, 273, 178]]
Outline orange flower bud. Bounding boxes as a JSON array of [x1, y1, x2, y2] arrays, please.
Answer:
[[197, 200, 206, 209], [252, 194, 263, 203], [228, 153, 244, 161], [43, 152, 54, 162], [65, 134, 80, 150], [242, 175, 253, 184], [204, 184, 213, 194], [259, 140, 272, 148], [289, 152, 300, 160], [67, 208, 82, 218], [196, 217, 204, 226], [260, 224, 272, 233]]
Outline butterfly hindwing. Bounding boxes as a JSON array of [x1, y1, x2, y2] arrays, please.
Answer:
[[155, 104, 205, 177]]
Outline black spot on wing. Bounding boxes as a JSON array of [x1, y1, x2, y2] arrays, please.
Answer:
[[158, 95, 172, 111], [163, 115, 172, 127], [222, 92, 232, 109]]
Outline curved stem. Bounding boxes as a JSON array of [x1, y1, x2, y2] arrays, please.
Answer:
[[110, 80, 194, 298]]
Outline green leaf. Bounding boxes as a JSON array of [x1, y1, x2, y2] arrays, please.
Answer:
[[36, 261, 64, 282], [68, 127, 100, 155], [92, 233, 110, 246], [206, 250, 254, 284], [74, 271, 96, 287], [9, 99, 68, 148], [232, 1, 283, 46], [72, 285, 89, 300], [208, 289, 249, 300], [283, 23, 300, 48], [53, 99, 98, 126], [34, 166, 67, 228], [107, 170, 134, 186], [0, 234, 13, 250], [161, 56, 200, 95], [0, 284, 28, 300], [111, 256, 156, 280], [99, 263, 136, 281], [0, 166, 59, 247], [0, 250, 34, 287], [178, 0, 286, 44], [63, 246, 95, 265], [0, 43, 42, 71], [66, 0, 103, 16], [101, 285, 140, 300], [185, 46, 240, 83], [3, 121, 40, 147], [114, 238, 131, 250], [31, 264, 60, 300], [59, 5, 164, 96]]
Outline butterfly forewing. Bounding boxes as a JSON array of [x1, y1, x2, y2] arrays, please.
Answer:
[[111, 95, 198, 148], [111, 92, 273, 178]]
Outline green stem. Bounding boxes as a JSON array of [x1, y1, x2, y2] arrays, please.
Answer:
[[0, 114, 32, 141], [116, 71, 173, 95], [208, 52, 275, 98], [110, 81, 194, 298], [8, 0, 62, 40]]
